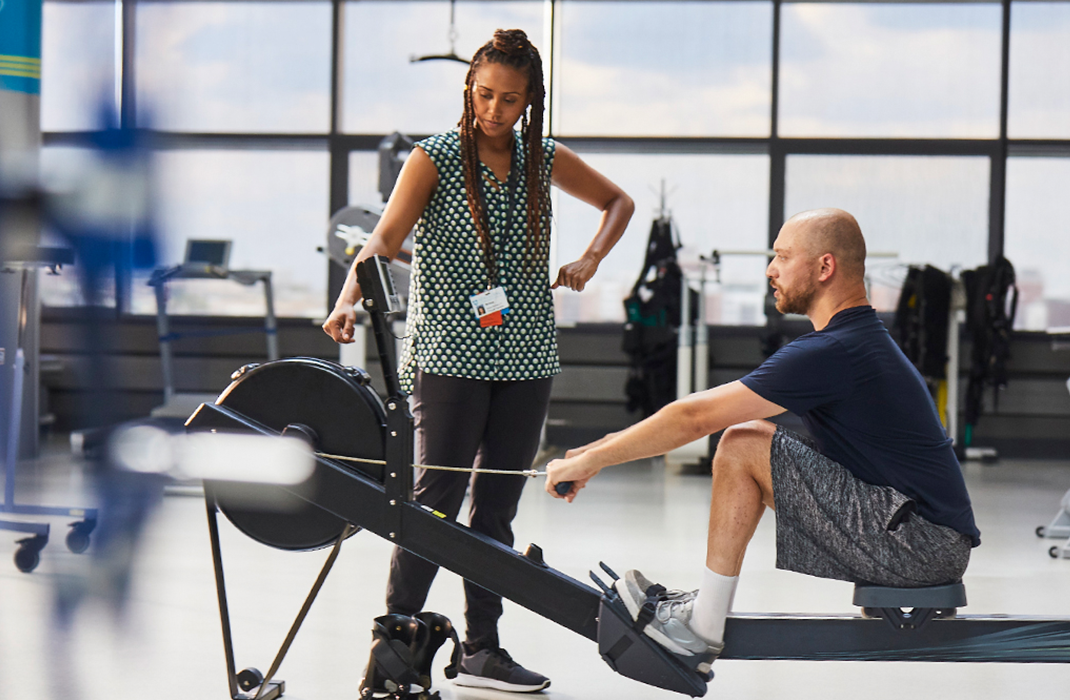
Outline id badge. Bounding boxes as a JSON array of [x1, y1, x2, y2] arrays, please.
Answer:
[[470, 286, 510, 320]]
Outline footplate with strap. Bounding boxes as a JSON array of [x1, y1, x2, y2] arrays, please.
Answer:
[[590, 564, 713, 698]]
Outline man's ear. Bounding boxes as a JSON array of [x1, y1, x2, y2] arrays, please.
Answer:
[[818, 253, 836, 282]]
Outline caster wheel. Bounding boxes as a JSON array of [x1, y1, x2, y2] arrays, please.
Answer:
[[237, 667, 265, 692], [66, 528, 91, 554], [14, 545, 40, 573], [1037, 526, 1046, 538], [1050, 546, 1060, 559]]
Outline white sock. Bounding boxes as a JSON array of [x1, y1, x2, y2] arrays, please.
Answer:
[[689, 567, 738, 645]]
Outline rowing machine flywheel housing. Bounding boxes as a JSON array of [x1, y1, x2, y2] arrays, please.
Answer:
[[209, 357, 387, 551]]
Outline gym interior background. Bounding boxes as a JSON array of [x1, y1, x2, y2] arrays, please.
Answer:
[[3, 1, 1070, 699], [24, 0, 1070, 457]]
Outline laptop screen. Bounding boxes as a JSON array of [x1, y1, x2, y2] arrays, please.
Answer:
[[185, 240, 231, 268]]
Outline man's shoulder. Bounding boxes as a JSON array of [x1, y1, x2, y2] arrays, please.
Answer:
[[780, 329, 845, 356]]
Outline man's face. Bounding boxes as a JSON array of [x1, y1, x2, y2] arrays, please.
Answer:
[[767, 222, 820, 315]]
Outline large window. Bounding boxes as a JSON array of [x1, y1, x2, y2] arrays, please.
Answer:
[[785, 155, 990, 310], [342, 1, 544, 135], [1005, 157, 1070, 330], [555, 1, 773, 137], [553, 152, 769, 325], [40, 1, 117, 131], [136, 1, 333, 133], [133, 148, 331, 318], [36, 0, 1070, 327], [779, 3, 1002, 138], [1009, 2, 1070, 139]]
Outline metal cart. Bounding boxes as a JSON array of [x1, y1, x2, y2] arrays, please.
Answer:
[[1, 246, 97, 572]]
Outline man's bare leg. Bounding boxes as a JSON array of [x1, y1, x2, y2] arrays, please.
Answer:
[[690, 420, 776, 645], [706, 419, 776, 576]]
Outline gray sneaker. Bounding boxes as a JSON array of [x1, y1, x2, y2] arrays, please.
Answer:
[[454, 647, 550, 693], [614, 569, 724, 670], [626, 570, 698, 605]]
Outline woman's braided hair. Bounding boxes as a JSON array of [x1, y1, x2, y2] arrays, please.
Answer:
[[459, 28, 551, 279]]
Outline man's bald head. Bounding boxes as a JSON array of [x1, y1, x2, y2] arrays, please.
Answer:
[[784, 208, 867, 282]]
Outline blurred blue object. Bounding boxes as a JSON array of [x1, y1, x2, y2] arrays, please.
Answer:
[[47, 102, 158, 285], [32, 102, 169, 627]]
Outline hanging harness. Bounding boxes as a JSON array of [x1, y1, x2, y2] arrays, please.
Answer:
[[621, 215, 692, 417], [892, 264, 954, 425], [961, 256, 1018, 443], [893, 264, 953, 385]]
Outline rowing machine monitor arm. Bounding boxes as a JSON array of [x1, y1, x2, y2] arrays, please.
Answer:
[[357, 255, 404, 400]]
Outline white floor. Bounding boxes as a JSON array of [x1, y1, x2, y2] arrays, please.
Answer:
[[2, 445, 1070, 700]]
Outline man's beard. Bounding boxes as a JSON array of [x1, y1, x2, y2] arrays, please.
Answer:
[[774, 278, 817, 315]]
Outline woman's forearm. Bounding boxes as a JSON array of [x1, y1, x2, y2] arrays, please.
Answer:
[[332, 236, 402, 310], [582, 192, 634, 264]]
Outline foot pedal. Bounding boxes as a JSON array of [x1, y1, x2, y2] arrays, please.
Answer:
[[595, 594, 711, 697]]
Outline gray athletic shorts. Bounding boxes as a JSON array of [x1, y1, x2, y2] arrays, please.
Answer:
[[770, 426, 972, 587]]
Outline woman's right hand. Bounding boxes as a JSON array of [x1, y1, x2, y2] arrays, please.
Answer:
[[322, 145, 437, 346], [322, 304, 358, 344]]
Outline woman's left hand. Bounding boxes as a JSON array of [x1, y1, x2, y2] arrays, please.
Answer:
[[552, 255, 599, 292]]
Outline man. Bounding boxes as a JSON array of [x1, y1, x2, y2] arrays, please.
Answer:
[[545, 208, 979, 668]]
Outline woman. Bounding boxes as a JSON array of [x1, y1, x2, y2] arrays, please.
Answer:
[[323, 28, 633, 694]]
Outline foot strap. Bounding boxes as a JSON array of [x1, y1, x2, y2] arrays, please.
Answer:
[[369, 616, 421, 692], [633, 583, 667, 633], [633, 581, 720, 679], [412, 611, 461, 681]]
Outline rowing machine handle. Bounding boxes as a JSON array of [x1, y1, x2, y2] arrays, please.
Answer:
[[555, 481, 572, 496]]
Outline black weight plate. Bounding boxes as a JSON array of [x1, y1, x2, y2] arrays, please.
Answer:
[[211, 357, 387, 551]]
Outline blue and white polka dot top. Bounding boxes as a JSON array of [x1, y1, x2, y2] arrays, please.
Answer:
[[399, 129, 560, 392]]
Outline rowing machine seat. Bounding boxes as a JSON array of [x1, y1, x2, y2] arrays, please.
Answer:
[[854, 582, 966, 629], [853, 582, 967, 610]]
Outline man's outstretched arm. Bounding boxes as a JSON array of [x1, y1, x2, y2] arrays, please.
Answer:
[[545, 380, 785, 502]]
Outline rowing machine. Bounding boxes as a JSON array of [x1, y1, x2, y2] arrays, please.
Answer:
[[187, 256, 1070, 699]]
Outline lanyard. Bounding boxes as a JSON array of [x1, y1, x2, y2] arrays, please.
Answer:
[[474, 147, 519, 289]]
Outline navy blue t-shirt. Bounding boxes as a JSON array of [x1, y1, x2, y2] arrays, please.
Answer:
[[741, 306, 980, 546]]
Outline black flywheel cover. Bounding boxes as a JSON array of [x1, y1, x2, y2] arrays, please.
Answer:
[[210, 357, 387, 551]]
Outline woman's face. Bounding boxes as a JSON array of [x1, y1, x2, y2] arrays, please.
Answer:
[[470, 62, 530, 140]]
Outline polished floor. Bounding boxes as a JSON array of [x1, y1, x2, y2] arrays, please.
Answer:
[[2, 442, 1069, 700]]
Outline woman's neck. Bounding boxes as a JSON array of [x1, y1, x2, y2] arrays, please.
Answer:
[[475, 126, 514, 154]]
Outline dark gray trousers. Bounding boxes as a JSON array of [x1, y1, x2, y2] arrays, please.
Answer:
[[385, 369, 553, 650]]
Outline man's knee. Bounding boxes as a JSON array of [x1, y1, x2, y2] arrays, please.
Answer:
[[712, 421, 776, 478], [716, 420, 775, 454]]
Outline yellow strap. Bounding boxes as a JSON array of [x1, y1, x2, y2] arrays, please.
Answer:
[[0, 55, 41, 79], [0, 54, 42, 66], [936, 380, 949, 429]]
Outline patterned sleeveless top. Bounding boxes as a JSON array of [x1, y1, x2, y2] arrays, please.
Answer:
[[398, 129, 560, 393]]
